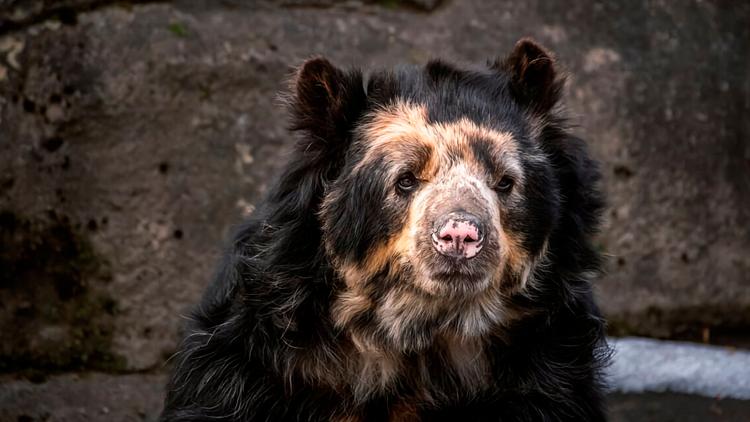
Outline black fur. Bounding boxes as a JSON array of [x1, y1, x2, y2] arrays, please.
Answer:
[[161, 40, 609, 421]]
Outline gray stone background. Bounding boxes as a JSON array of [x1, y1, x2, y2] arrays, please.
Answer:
[[0, 0, 748, 420]]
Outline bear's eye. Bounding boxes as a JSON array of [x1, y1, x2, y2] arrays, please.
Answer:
[[496, 176, 514, 194], [396, 172, 418, 193]]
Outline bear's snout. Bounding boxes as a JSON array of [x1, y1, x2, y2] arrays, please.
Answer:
[[431, 212, 484, 259]]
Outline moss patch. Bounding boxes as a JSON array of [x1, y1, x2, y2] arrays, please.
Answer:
[[0, 210, 125, 376], [167, 22, 188, 37]]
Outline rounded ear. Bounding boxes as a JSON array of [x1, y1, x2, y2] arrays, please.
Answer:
[[493, 38, 564, 114], [267, 58, 367, 242], [290, 57, 367, 149]]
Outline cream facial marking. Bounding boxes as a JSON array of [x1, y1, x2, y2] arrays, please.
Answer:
[[354, 101, 523, 181]]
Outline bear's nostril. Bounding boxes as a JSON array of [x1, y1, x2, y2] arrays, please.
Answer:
[[441, 234, 453, 242]]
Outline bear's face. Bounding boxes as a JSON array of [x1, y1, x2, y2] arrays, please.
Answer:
[[323, 101, 546, 298], [292, 40, 564, 349]]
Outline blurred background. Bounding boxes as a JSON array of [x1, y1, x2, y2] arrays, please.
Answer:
[[0, 0, 748, 421]]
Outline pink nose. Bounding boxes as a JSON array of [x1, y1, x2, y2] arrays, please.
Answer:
[[431, 213, 484, 259]]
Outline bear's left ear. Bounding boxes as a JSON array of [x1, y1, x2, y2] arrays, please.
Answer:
[[289, 57, 367, 152], [493, 38, 564, 114]]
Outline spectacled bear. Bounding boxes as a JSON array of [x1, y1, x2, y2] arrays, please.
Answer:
[[161, 38, 610, 421]]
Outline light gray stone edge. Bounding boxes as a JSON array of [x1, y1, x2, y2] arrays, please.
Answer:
[[606, 337, 750, 400]]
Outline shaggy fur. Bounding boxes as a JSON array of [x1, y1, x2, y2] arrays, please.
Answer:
[[161, 38, 610, 422]]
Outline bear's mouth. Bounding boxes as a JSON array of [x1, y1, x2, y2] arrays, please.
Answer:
[[415, 236, 501, 295]]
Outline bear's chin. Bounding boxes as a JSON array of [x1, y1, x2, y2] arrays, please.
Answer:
[[411, 272, 494, 298]]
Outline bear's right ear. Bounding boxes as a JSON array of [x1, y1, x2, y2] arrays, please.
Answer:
[[492, 38, 564, 115], [289, 58, 367, 152]]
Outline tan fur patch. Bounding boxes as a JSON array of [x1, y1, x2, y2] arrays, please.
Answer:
[[498, 226, 529, 284], [376, 288, 440, 346], [348, 331, 402, 401], [442, 334, 490, 390], [332, 288, 373, 328], [356, 102, 520, 179]]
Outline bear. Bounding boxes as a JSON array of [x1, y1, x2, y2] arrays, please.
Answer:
[[161, 38, 610, 421]]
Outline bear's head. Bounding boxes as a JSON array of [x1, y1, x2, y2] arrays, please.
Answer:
[[285, 39, 575, 351]]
